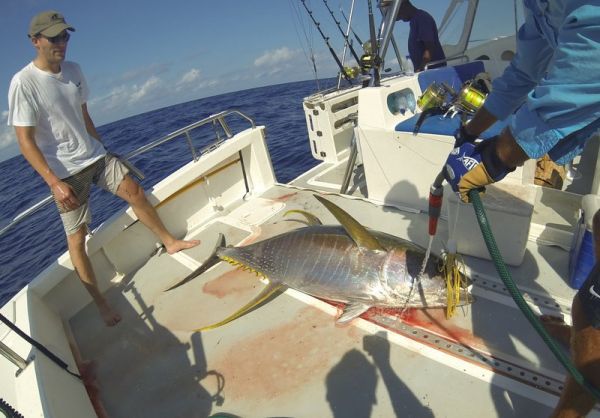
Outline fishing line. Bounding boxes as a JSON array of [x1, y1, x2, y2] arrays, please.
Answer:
[[339, 5, 364, 46], [300, 0, 354, 85], [322, 0, 361, 64], [288, 0, 321, 87]]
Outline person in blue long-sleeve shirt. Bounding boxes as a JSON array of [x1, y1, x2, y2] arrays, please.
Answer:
[[393, 0, 446, 71], [443, 1, 600, 415]]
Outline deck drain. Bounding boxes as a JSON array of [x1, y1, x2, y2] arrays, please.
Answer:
[[471, 277, 569, 315], [368, 311, 565, 397]]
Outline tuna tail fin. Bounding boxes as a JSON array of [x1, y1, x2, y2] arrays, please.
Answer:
[[283, 209, 323, 226], [313, 194, 385, 252], [336, 302, 371, 324], [195, 282, 287, 332], [164, 233, 226, 292]]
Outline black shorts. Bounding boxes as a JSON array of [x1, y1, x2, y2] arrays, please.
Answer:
[[577, 263, 600, 329]]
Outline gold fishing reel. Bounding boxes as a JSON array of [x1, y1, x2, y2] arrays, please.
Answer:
[[417, 81, 487, 114], [342, 66, 360, 79], [455, 82, 487, 114], [416, 82, 447, 111]]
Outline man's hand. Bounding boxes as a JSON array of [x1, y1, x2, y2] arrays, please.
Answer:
[[443, 137, 514, 203], [51, 181, 80, 212]]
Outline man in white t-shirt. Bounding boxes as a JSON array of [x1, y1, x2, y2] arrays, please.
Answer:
[[7, 11, 200, 326]]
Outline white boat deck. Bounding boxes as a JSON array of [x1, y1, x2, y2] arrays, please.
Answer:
[[64, 179, 597, 417]]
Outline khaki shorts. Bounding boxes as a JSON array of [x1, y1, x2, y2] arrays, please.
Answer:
[[52, 154, 129, 235]]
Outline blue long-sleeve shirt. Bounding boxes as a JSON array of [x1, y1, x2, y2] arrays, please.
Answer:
[[483, 0, 600, 164]]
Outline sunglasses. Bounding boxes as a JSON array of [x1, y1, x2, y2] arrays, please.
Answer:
[[40, 31, 71, 44]]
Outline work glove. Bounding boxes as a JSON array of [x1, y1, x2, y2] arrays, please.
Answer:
[[443, 136, 514, 203]]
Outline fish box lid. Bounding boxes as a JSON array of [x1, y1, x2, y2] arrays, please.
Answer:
[[447, 181, 537, 217]]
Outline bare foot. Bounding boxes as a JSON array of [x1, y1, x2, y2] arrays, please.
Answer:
[[98, 301, 121, 326], [165, 239, 201, 255], [540, 315, 571, 347]]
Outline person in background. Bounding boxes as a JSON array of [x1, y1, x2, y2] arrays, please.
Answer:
[[442, 0, 600, 415], [394, 0, 446, 71], [7, 11, 200, 326]]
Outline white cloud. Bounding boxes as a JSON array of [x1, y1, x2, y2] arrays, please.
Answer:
[[88, 75, 170, 124], [254, 47, 298, 67], [178, 68, 201, 85], [173, 68, 223, 95], [130, 76, 163, 103]]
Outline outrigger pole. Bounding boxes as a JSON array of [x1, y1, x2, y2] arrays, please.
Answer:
[[336, 0, 358, 89], [300, 0, 354, 85], [321, 0, 362, 64]]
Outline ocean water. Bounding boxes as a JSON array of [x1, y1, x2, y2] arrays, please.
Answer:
[[0, 78, 335, 306]]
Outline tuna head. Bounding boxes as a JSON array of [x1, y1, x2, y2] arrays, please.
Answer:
[[311, 194, 473, 323], [378, 242, 472, 309]]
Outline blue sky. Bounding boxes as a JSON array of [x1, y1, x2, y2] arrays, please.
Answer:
[[1, 0, 519, 162]]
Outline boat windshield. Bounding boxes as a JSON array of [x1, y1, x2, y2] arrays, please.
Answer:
[[438, 0, 524, 56]]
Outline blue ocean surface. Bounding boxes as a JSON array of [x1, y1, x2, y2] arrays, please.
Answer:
[[0, 78, 336, 306]]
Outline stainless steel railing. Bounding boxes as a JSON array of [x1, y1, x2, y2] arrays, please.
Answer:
[[0, 109, 256, 238]]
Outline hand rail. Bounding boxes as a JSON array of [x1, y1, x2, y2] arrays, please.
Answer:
[[424, 54, 469, 70], [0, 109, 256, 238]]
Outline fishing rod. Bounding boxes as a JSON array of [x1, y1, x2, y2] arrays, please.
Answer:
[[340, 8, 364, 46], [367, 0, 381, 86], [0, 313, 81, 379], [300, 0, 354, 85], [321, 0, 362, 64]]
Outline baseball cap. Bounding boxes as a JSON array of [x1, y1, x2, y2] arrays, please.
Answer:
[[28, 11, 75, 38]]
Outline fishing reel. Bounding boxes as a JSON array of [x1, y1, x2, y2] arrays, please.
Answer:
[[359, 41, 381, 72], [417, 80, 486, 115], [416, 82, 450, 112], [342, 66, 361, 79], [454, 82, 487, 114], [413, 80, 488, 135]]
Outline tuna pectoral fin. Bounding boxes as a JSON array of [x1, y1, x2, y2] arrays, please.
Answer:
[[195, 282, 286, 332], [336, 302, 371, 325], [313, 194, 385, 252], [164, 233, 226, 292]]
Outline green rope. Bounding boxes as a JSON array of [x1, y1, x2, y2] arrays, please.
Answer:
[[468, 189, 600, 401]]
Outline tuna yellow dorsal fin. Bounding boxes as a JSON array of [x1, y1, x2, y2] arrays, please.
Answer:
[[194, 282, 286, 332], [283, 209, 323, 226], [313, 194, 385, 252]]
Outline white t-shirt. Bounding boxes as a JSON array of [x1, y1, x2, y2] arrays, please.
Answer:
[[7, 61, 106, 179]]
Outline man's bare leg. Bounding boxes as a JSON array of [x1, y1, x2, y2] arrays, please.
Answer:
[[550, 297, 600, 418], [116, 175, 200, 254], [67, 226, 121, 326], [540, 315, 571, 347]]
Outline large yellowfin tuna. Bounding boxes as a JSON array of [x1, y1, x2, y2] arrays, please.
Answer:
[[167, 194, 473, 329]]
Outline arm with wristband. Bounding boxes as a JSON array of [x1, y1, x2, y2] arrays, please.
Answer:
[[444, 101, 526, 203], [443, 130, 518, 203]]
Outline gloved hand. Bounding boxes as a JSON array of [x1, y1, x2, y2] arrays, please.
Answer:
[[453, 123, 478, 147], [443, 136, 514, 203]]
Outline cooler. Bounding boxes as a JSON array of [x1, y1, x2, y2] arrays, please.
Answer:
[[447, 182, 536, 266], [569, 194, 600, 289]]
